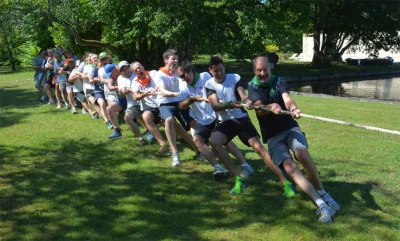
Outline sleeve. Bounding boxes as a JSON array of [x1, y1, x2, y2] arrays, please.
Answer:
[[117, 76, 127, 91], [278, 77, 289, 94], [131, 79, 139, 92], [153, 71, 165, 88], [78, 62, 85, 72]]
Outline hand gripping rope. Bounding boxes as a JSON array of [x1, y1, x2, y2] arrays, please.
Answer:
[[242, 104, 400, 136]]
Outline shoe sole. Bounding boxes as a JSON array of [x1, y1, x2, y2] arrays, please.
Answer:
[[108, 136, 122, 140]]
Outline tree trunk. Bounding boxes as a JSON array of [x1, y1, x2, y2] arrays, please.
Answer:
[[311, 30, 323, 68], [7, 45, 15, 72]]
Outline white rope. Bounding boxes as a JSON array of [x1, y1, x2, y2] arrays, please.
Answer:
[[242, 104, 400, 136]]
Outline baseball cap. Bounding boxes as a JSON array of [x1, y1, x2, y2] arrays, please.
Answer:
[[118, 61, 130, 70], [99, 52, 111, 60], [104, 64, 117, 78]]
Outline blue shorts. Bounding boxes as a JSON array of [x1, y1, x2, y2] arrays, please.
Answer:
[[267, 127, 308, 167], [159, 102, 180, 120], [113, 98, 127, 110], [95, 91, 105, 101]]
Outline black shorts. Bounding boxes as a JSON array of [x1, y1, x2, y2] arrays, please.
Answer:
[[46, 73, 55, 88], [194, 119, 217, 143], [212, 116, 260, 147], [86, 89, 95, 98], [176, 107, 195, 131], [143, 107, 162, 125]]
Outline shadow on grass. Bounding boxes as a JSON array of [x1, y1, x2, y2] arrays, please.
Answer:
[[0, 137, 398, 240]]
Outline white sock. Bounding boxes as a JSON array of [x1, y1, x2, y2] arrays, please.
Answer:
[[315, 198, 326, 208], [317, 189, 327, 196]]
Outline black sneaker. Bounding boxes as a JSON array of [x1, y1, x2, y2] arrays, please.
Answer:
[[139, 139, 148, 146]]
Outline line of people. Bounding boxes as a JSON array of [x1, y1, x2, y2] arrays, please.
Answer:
[[33, 48, 340, 223]]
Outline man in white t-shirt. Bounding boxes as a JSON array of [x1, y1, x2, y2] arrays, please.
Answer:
[[154, 49, 197, 166], [205, 55, 287, 195], [131, 61, 170, 155], [177, 60, 254, 181], [106, 61, 148, 146], [68, 60, 92, 114]]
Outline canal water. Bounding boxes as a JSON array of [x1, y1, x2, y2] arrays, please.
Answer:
[[290, 77, 400, 102]]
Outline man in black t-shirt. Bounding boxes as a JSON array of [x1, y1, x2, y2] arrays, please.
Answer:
[[248, 56, 340, 223]]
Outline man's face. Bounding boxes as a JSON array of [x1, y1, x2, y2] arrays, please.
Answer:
[[91, 55, 98, 65], [254, 58, 271, 82], [131, 63, 145, 77], [177, 68, 194, 85], [209, 63, 225, 83], [120, 65, 131, 77], [100, 57, 110, 66], [164, 54, 178, 71], [111, 68, 120, 80]]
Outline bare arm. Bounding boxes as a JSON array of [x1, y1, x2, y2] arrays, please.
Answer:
[[178, 95, 205, 110], [282, 92, 301, 118]]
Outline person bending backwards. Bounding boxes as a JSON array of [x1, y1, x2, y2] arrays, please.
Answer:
[[205, 55, 289, 195], [177, 60, 254, 181], [247, 56, 340, 223]]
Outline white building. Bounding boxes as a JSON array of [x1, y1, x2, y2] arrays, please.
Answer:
[[301, 33, 400, 62]]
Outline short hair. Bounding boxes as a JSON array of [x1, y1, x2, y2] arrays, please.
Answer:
[[130, 61, 142, 69], [208, 55, 224, 68], [178, 60, 194, 73], [253, 56, 270, 69], [163, 49, 177, 59], [47, 49, 54, 53], [39, 49, 47, 54]]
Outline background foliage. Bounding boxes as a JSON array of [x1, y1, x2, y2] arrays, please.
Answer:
[[0, 0, 399, 70]]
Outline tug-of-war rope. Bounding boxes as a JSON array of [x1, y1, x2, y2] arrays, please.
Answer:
[[243, 104, 400, 136]]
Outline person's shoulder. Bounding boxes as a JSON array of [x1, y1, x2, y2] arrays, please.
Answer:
[[199, 72, 212, 80]]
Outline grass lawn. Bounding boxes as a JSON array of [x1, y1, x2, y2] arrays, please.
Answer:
[[0, 70, 399, 240]]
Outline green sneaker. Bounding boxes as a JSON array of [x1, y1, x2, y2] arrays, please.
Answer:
[[283, 181, 295, 198], [230, 177, 245, 195]]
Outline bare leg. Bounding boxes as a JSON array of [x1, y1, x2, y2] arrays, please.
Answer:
[[124, 112, 143, 138], [142, 110, 167, 146], [107, 102, 122, 128], [225, 141, 247, 165], [209, 132, 240, 176], [294, 149, 324, 190]]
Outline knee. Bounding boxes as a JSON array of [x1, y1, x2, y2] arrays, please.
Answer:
[[282, 159, 296, 175], [294, 149, 310, 162]]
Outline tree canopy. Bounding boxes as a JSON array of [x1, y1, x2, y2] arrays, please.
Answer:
[[0, 0, 399, 71]]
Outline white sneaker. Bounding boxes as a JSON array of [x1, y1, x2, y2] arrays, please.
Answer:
[[82, 108, 88, 114], [240, 164, 254, 178], [321, 193, 340, 212], [71, 107, 78, 114], [316, 204, 335, 223], [57, 103, 62, 109], [172, 153, 181, 166], [65, 102, 70, 110], [213, 166, 229, 181]]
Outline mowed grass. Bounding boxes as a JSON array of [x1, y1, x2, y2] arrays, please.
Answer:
[[0, 71, 399, 241]]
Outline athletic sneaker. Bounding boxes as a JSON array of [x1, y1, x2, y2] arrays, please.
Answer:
[[213, 166, 229, 181], [65, 102, 70, 110], [91, 112, 99, 119], [240, 164, 254, 178], [172, 153, 181, 166], [156, 145, 170, 156], [82, 108, 88, 114], [71, 107, 78, 114], [57, 102, 62, 109], [106, 121, 113, 129], [230, 176, 245, 194], [48, 100, 55, 105], [316, 204, 335, 223], [195, 152, 207, 162], [146, 132, 154, 142], [108, 130, 122, 140], [139, 139, 148, 146], [321, 193, 340, 211], [283, 180, 296, 198]]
